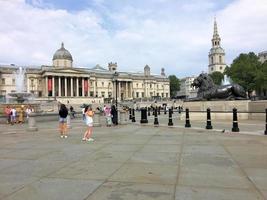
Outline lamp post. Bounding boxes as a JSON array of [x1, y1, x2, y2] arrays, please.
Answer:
[[113, 72, 119, 125]]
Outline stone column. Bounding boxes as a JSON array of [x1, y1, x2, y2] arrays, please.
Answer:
[[82, 78, 85, 97], [27, 78, 30, 93], [118, 81, 121, 101], [125, 82, 128, 99], [93, 81, 96, 97], [45, 76, 48, 97], [52, 76, 55, 97], [58, 77, 61, 97], [70, 77, 73, 97], [76, 77, 79, 97], [64, 77, 67, 97]]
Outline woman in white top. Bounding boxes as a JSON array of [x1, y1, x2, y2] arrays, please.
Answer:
[[82, 106, 94, 142]]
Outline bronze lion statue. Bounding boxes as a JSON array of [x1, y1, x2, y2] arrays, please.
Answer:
[[191, 73, 247, 100]]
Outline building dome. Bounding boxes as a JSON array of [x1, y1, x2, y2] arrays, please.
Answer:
[[53, 42, 73, 61]]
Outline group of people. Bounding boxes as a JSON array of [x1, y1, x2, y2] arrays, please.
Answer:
[[4, 105, 34, 125], [58, 103, 119, 142], [59, 103, 95, 141]]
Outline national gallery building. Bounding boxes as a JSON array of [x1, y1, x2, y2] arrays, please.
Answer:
[[0, 43, 170, 103]]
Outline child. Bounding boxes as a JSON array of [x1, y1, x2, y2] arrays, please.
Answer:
[[104, 106, 112, 127]]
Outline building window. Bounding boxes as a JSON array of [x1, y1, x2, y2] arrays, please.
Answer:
[[101, 91, 105, 97], [150, 84, 152, 88], [211, 67, 213, 71], [38, 79, 42, 85], [12, 79, 15, 85], [108, 92, 112, 98], [0, 90, 6, 95], [219, 56, 222, 63], [102, 82, 104, 87], [31, 79, 34, 86], [142, 92, 144, 98], [90, 91, 94, 97], [211, 56, 214, 64], [95, 82, 98, 87], [95, 91, 98, 97], [1, 78, 5, 85], [162, 93, 164, 97], [166, 93, 168, 97], [136, 92, 139, 98], [136, 83, 138, 88], [220, 66, 222, 70]]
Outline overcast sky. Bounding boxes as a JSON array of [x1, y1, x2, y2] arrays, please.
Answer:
[[0, 0, 266, 78]]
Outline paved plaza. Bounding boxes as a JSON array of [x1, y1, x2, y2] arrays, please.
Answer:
[[0, 118, 267, 200]]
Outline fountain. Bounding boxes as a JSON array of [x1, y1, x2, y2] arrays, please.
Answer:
[[221, 74, 231, 86], [6, 67, 33, 103]]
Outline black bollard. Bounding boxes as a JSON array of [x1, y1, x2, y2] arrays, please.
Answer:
[[129, 108, 132, 120], [265, 108, 267, 135], [154, 106, 159, 125], [232, 108, 239, 132], [178, 106, 181, 114], [206, 108, 213, 129], [168, 108, 173, 126], [148, 107, 151, 116], [164, 106, 167, 115], [158, 106, 161, 115], [132, 109, 136, 122], [185, 108, 191, 128], [140, 108, 148, 123]]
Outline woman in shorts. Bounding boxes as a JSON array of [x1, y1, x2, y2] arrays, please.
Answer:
[[59, 104, 68, 138], [82, 105, 94, 142]]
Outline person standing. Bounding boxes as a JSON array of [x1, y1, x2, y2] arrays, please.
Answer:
[[18, 105, 25, 124], [82, 106, 85, 121], [59, 104, 68, 138], [111, 105, 118, 125], [4, 106, 11, 124], [10, 107, 17, 125], [25, 105, 33, 120], [104, 106, 112, 127], [82, 105, 94, 142]]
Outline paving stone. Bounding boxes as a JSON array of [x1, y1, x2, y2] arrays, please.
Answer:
[[129, 152, 179, 164], [4, 178, 103, 200], [244, 168, 267, 190], [86, 181, 174, 200], [48, 161, 123, 180], [138, 144, 181, 153], [175, 186, 263, 200], [83, 151, 135, 163], [108, 163, 178, 184], [100, 144, 143, 152], [183, 145, 228, 156]]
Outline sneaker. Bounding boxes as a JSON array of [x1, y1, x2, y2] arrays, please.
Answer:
[[82, 138, 86, 141], [60, 135, 64, 138], [64, 135, 68, 138], [87, 138, 94, 142]]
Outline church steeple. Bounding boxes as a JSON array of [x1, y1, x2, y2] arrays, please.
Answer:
[[212, 18, 221, 48], [208, 18, 226, 74]]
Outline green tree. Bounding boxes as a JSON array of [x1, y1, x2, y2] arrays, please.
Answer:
[[227, 52, 261, 97], [209, 71, 224, 85], [168, 75, 180, 98], [255, 61, 267, 96]]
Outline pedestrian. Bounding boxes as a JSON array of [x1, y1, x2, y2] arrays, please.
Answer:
[[111, 105, 118, 125], [104, 106, 112, 127], [82, 105, 94, 141], [18, 105, 25, 124], [25, 105, 33, 120], [82, 106, 85, 121], [4, 106, 11, 124], [11, 107, 17, 125], [70, 106, 75, 119], [59, 104, 68, 138]]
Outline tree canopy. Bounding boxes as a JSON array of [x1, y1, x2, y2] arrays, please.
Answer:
[[210, 71, 224, 85], [225, 52, 265, 97], [168, 75, 180, 98]]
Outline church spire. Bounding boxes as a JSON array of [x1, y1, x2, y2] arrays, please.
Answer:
[[212, 18, 221, 47]]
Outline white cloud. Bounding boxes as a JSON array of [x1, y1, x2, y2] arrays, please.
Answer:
[[0, 0, 266, 77]]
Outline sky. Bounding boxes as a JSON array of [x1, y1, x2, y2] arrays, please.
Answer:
[[0, 0, 267, 78]]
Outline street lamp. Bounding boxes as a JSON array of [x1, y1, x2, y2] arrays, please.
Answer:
[[113, 72, 119, 125]]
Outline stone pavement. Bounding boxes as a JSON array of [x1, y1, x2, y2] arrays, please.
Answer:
[[0, 119, 267, 200]]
